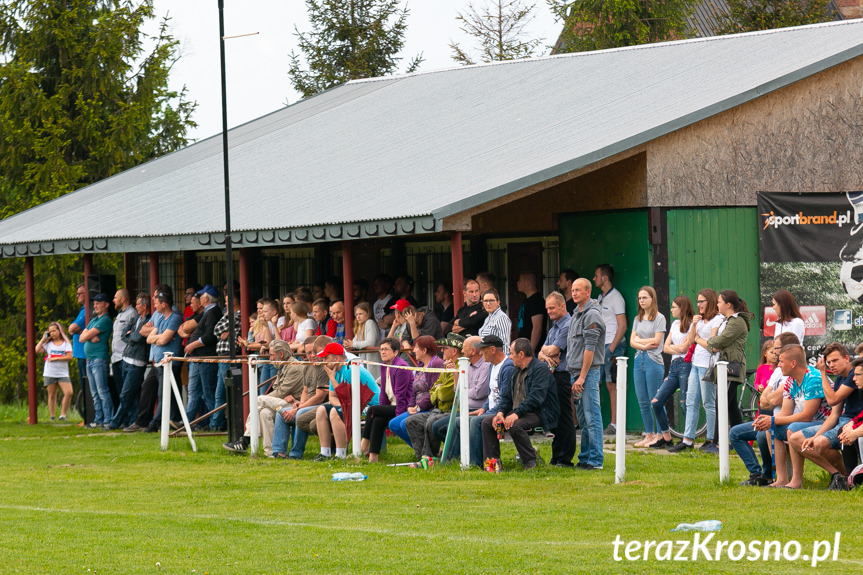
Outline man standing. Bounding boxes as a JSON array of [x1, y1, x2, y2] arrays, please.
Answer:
[[557, 269, 579, 314], [79, 293, 113, 428], [593, 264, 626, 435], [107, 293, 151, 430], [481, 338, 559, 470], [210, 289, 241, 431], [515, 272, 547, 355], [68, 283, 88, 405], [183, 285, 222, 427], [145, 289, 182, 431], [539, 291, 576, 467], [450, 279, 487, 337], [479, 288, 512, 354], [567, 278, 607, 470], [434, 282, 454, 331], [110, 289, 137, 406]]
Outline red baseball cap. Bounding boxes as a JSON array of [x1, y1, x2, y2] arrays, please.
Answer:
[[316, 342, 346, 358], [389, 298, 410, 312]]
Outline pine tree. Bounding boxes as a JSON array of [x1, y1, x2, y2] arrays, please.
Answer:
[[289, 0, 423, 99], [450, 0, 544, 66], [716, 0, 832, 34]]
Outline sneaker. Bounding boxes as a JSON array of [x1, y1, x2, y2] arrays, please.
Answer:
[[272, 453, 289, 459], [50, 416, 56, 421], [603, 423, 617, 436], [576, 462, 602, 470], [58, 414, 67, 421], [700, 441, 719, 454], [649, 437, 674, 449], [87, 422, 99, 429], [313, 453, 331, 462], [102, 423, 114, 431], [123, 423, 144, 432], [222, 437, 250, 453], [740, 473, 770, 487], [667, 441, 693, 453], [828, 472, 849, 491]]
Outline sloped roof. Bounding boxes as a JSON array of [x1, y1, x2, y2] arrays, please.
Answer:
[[2, 20, 863, 257]]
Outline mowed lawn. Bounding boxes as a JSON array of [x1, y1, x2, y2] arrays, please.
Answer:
[[1, 407, 861, 574]]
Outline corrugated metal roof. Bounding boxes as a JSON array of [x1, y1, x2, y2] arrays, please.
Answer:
[[2, 20, 863, 256]]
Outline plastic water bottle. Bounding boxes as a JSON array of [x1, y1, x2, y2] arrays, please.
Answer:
[[332, 472, 367, 482], [671, 520, 722, 532]]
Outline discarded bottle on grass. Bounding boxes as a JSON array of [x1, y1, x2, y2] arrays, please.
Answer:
[[671, 520, 722, 532], [332, 472, 367, 482]]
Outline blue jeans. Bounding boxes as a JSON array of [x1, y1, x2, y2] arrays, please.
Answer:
[[389, 410, 419, 446], [684, 365, 715, 441], [575, 367, 604, 467], [109, 363, 146, 429], [288, 405, 320, 458], [271, 411, 296, 456], [603, 341, 627, 383], [86, 358, 112, 425], [729, 422, 773, 476], [633, 354, 663, 434], [652, 358, 691, 433], [210, 362, 231, 430], [185, 361, 217, 422], [259, 363, 277, 391]]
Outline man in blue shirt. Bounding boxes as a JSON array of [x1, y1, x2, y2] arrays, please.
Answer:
[[79, 293, 113, 428], [313, 342, 379, 460], [539, 291, 575, 467], [145, 289, 183, 431]]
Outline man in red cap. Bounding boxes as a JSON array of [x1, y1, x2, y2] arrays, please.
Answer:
[[313, 343, 380, 460]]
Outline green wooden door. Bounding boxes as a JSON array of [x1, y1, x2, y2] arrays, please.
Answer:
[[559, 210, 653, 432]]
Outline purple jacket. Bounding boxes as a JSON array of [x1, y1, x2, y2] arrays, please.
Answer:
[[379, 356, 414, 416], [412, 355, 444, 412]]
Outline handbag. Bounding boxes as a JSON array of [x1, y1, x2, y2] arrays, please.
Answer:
[[703, 359, 742, 383]]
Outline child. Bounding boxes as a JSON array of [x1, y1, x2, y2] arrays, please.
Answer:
[[753, 339, 777, 392], [35, 322, 73, 421]]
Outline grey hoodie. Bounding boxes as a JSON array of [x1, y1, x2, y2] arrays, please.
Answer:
[[566, 298, 606, 374]]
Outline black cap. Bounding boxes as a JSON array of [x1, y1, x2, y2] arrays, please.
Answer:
[[92, 293, 110, 303], [476, 335, 504, 349]]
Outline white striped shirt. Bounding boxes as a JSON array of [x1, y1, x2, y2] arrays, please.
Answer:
[[479, 307, 512, 355]]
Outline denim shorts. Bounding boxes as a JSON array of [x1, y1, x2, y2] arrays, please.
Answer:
[[797, 417, 851, 450], [43, 376, 70, 387]]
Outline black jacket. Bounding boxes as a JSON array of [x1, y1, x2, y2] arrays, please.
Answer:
[[189, 304, 221, 356], [496, 357, 559, 431]]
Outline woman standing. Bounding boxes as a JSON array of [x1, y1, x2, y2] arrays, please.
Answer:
[[388, 335, 443, 445], [360, 338, 412, 462], [345, 302, 381, 380], [35, 322, 73, 421], [630, 287, 667, 448], [707, 290, 754, 428], [771, 289, 805, 344], [669, 289, 724, 453], [649, 295, 694, 448]]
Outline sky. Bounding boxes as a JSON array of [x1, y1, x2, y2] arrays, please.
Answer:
[[149, 1, 563, 142]]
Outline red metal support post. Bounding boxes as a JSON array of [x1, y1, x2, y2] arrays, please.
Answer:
[[148, 252, 159, 296], [451, 231, 465, 311], [239, 248, 251, 421], [25, 257, 37, 425], [342, 241, 354, 339], [83, 254, 93, 324]]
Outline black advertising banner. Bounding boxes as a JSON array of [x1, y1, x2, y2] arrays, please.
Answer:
[[758, 192, 863, 358]]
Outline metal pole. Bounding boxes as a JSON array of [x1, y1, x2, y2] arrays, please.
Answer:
[[25, 257, 37, 425], [450, 232, 464, 311], [342, 241, 354, 339], [615, 356, 628, 484], [248, 355, 259, 456], [160, 353, 173, 451], [457, 357, 470, 469], [717, 361, 730, 483], [351, 358, 361, 458]]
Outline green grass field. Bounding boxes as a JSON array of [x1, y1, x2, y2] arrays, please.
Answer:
[[1, 405, 861, 574]]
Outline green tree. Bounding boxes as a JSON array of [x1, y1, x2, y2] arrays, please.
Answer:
[[450, 0, 544, 66], [0, 0, 196, 403], [288, 0, 423, 99], [716, 0, 832, 34], [549, 0, 697, 53]]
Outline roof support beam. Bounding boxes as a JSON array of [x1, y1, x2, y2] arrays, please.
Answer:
[[342, 241, 354, 339], [25, 257, 37, 425], [451, 232, 464, 312]]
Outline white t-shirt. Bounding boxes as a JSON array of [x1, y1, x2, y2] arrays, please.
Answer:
[[294, 318, 317, 342], [774, 317, 805, 344], [668, 319, 688, 360], [691, 314, 724, 368], [487, 361, 504, 412], [43, 340, 72, 379], [598, 287, 625, 346]]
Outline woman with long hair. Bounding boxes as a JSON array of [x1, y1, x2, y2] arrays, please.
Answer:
[[387, 335, 443, 446], [669, 289, 724, 453], [648, 295, 694, 448], [360, 338, 412, 462], [35, 322, 73, 421], [288, 302, 316, 353], [630, 286, 667, 448], [771, 289, 804, 344], [707, 290, 754, 429], [344, 302, 381, 379]]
